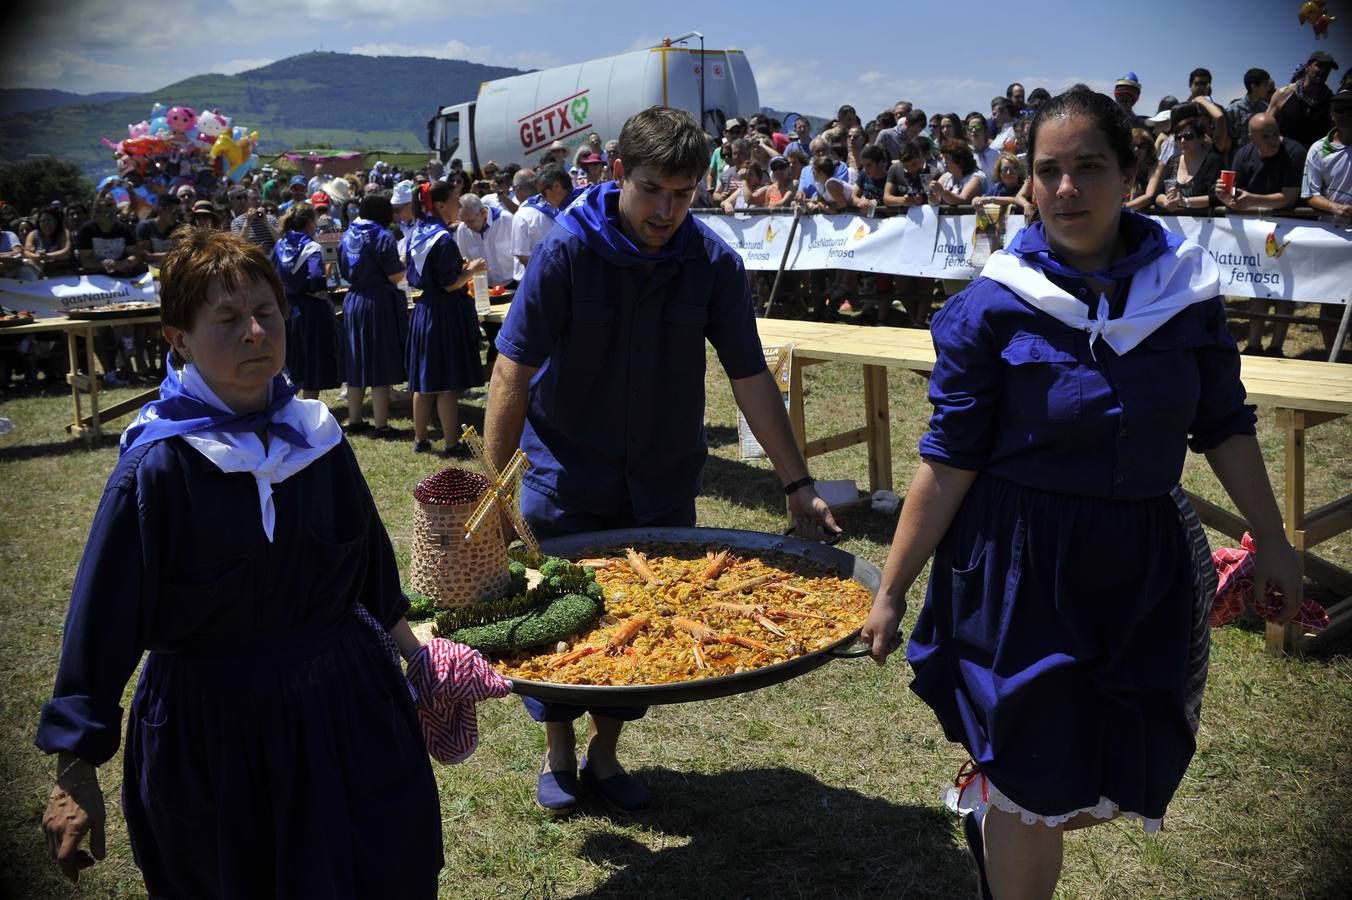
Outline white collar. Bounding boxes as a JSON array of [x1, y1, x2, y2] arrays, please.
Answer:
[[179, 365, 342, 541], [979, 241, 1220, 358]]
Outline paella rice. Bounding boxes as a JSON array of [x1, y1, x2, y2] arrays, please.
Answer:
[[492, 544, 874, 686]]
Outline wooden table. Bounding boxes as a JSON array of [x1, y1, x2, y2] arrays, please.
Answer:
[[754, 318, 1352, 655], [4, 313, 163, 437]]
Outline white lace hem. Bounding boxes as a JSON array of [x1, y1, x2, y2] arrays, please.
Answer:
[[945, 775, 1163, 834]]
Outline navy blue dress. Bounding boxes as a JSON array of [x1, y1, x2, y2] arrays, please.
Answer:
[[906, 219, 1256, 824], [404, 224, 485, 394], [273, 234, 342, 391], [339, 225, 406, 388], [35, 438, 442, 897]]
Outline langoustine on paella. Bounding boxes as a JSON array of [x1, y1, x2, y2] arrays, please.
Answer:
[[492, 544, 874, 687]]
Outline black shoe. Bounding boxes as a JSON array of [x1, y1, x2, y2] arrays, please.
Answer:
[[343, 421, 371, 435], [442, 441, 472, 459], [412, 439, 433, 454], [963, 812, 994, 900], [372, 424, 400, 440]]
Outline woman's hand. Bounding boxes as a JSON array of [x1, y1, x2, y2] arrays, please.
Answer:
[[1251, 536, 1304, 624], [465, 257, 487, 274], [860, 593, 906, 665], [42, 756, 106, 882]]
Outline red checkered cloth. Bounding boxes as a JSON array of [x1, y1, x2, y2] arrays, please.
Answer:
[[1211, 533, 1329, 631], [405, 638, 512, 764]]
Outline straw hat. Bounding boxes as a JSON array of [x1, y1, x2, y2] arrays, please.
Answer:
[[322, 177, 352, 204]]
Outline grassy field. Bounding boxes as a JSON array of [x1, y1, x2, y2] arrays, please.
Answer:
[[1, 316, 1350, 898]]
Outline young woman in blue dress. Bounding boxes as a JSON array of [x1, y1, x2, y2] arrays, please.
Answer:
[[859, 86, 1304, 900], [274, 202, 342, 399], [339, 193, 405, 434], [37, 230, 443, 896], [404, 181, 487, 454]]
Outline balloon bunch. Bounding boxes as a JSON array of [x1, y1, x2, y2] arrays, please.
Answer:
[[101, 102, 263, 184], [1298, 0, 1336, 38]]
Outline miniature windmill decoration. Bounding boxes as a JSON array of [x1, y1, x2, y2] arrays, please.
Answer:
[[460, 425, 540, 557]]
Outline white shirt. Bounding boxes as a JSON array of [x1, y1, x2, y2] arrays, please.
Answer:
[[456, 209, 520, 285], [992, 123, 1017, 154], [1305, 134, 1351, 203], [510, 203, 556, 263]]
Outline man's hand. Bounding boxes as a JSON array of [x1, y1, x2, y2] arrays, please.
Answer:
[[42, 759, 105, 883], [787, 486, 841, 542]]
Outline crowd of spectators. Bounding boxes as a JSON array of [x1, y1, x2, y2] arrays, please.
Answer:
[[2, 53, 1348, 385], [693, 52, 1350, 348]]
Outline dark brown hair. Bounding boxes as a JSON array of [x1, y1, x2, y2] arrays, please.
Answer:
[[616, 106, 711, 181], [941, 139, 977, 177], [160, 228, 287, 342]]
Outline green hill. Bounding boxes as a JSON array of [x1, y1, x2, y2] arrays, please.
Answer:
[[0, 52, 525, 177], [0, 89, 138, 118]]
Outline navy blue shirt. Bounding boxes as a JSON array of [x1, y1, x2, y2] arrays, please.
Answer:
[[919, 260, 1256, 500], [271, 237, 327, 299], [338, 225, 403, 291], [495, 189, 767, 520], [35, 437, 407, 765], [405, 225, 465, 301]]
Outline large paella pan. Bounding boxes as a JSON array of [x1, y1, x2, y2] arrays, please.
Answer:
[[499, 527, 884, 706]]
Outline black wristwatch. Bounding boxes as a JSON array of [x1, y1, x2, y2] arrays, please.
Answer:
[[782, 476, 815, 496]]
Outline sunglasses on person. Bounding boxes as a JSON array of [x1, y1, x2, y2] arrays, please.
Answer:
[[1177, 130, 1201, 142], [967, 124, 985, 133], [1134, 141, 1153, 151]]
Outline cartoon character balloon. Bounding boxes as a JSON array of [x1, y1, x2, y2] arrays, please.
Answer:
[[149, 115, 169, 136], [1299, 0, 1336, 38], [127, 120, 150, 138], [197, 110, 231, 137], [167, 106, 197, 134]]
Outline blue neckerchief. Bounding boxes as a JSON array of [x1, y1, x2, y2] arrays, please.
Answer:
[[275, 231, 315, 272], [120, 355, 310, 456], [522, 193, 560, 220], [554, 181, 693, 266], [477, 206, 501, 235], [406, 214, 449, 278], [1006, 209, 1179, 282], [341, 217, 384, 268]]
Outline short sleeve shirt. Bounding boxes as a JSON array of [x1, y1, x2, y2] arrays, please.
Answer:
[[1232, 137, 1306, 197], [1305, 135, 1351, 203], [495, 204, 767, 520], [77, 221, 136, 261]]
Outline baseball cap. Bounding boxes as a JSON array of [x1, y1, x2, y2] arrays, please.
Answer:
[[1147, 109, 1172, 126], [725, 117, 744, 130], [289, 175, 306, 187], [1114, 72, 1142, 97], [580, 153, 604, 165], [1332, 88, 1352, 105], [769, 155, 789, 170], [1308, 50, 1339, 69], [310, 191, 330, 208]]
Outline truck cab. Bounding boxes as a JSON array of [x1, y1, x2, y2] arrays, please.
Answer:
[[427, 101, 475, 171]]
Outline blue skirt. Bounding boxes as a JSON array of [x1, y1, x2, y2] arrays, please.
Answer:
[[405, 293, 484, 394], [906, 474, 1210, 822], [286, 295, 343, 391], [343, 287, 406, 388], [121, 616, 442, 898]]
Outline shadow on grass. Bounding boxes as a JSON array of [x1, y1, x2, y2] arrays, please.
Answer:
[[0, 432, 120, 461], [570, 766, 968, 898]]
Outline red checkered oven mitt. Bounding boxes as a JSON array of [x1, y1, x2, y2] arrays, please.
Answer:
[[1211, 532, 1329, 630], [405, 637, 512, 764]]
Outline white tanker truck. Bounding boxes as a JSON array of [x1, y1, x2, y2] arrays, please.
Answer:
[[427, 37, 759, 172]]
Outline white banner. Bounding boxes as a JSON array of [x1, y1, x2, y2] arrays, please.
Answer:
[[694, 211, 1352, 304], [0, 273, 158, 318]]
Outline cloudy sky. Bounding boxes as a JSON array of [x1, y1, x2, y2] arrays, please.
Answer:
[[0, 0, 1335, 119]]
